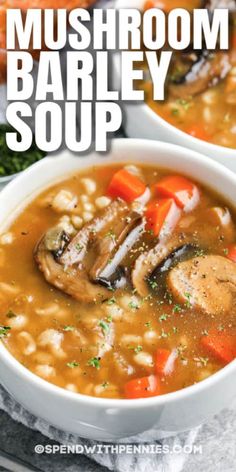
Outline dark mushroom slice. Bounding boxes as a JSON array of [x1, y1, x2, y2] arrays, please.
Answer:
[[148, 244, 197, 296], [34, 199, 147, 302], [34, 228, 110, 303], [90, 212, 145, 288], [169, 51, 233, 99], [167, 255, 236, 315], [58, 199, 128, 267], [132, 206, 234, 297]]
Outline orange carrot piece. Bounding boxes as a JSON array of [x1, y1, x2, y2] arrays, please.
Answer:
[[155, 175, 199, 211], [185, 125, 210, 142], [145, 198, 180, 237], [156, 349, 171, 375], [107, 169, 146, 203], [226, 245, 236, 263], [124, 375, 161, 399], [201, 332, 236, 364]]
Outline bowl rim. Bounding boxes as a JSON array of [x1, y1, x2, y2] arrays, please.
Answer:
[[112, 0, 236, 157], [0, 137, 236, 409]]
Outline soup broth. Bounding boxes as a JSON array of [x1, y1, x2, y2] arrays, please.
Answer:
[[0, 163, 236, 399]]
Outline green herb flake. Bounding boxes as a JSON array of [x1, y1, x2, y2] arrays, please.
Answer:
[[149, 280, 158, 290], [98, 320, 110, 336], [63, 325, 75, 332], [66, 361, 80, 368], [159, 314, 168, 322], [172, 304, 182, 314], [128, 301, 140, 310], [102, 381, 109, 389], [145, 321, 151, 329], [107, 297, 116, 306], [0, 124, 46, 177], [75, 244, 83, 252], [134, 345, 143, 354], [88, 357, 101, 369], [184, 292, 192, 308], [0, 326, 11, 338]]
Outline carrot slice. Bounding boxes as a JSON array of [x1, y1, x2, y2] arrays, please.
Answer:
[[145, 198, 181, 237], [124, 375, 161, 399], [226, 245, 236, 263], [201, 332, 236, 364], [185, 125, 210, 142], [155, 348, 177, 376], [155, 175, 200, 212], [107, 169, 146, 203]]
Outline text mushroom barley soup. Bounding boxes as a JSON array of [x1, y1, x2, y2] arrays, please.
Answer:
[[0, 162, 236, 399]]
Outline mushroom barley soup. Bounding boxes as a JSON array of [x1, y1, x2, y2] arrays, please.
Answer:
[[1, 163, 236, 399], [143, 0, 236, 149]]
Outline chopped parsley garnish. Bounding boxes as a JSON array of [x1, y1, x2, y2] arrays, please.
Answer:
[[63, 325, 75, 332], [184, 292, 192, 309], [145, 321, 151, 329], [66, 361, 80, 368], [149, 280, 158, 290], [75, 244, 83, 252], [88, 357, 101, 369], [98, 320, 110, 336], [159, 314, 168, 322], [128, 301, 140, 310], [223, 248, 229, 255], [171, 108, 179, 116], [173, 304, 182, 314], [134, 345, 143, 354], [107, 297, 116, 306], [195, 249, 205, 257], [0, 124, 46, 176], [0, 326, 11, 338], [102, 381, 109, 389]]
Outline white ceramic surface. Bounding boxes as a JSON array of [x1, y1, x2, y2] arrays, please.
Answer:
[[113, 0, 236, 172], [0, 139, 236, 440]]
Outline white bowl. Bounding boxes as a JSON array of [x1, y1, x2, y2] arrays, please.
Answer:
[[0, 139, 236, 440], [113, 0, 236, 172]]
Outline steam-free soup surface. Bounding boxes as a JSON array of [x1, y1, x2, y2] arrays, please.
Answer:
[[0, 163, 236, 399]]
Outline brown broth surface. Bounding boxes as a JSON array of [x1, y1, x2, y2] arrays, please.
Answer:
[[0, 163, 236, 399]]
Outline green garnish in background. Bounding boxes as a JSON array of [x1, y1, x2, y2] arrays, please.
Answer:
[[0, 124, 46, 176]]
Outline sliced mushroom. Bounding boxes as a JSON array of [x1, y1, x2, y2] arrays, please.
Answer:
[[169, 51, 232, 99], [168, 255, 236, 315], [132, 235, 187, 297], [148, 244, 197, 295], [35, 200, 145, 302], [90, 212, 145, 287], [132, 206, 234, 297], [35, 233, 110, 303], [58, 200, 128, 267]]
